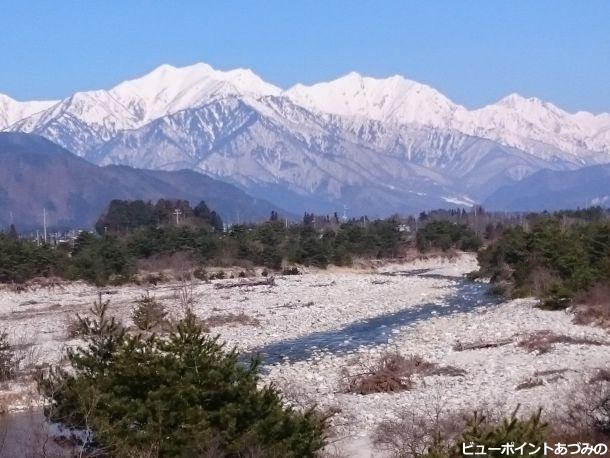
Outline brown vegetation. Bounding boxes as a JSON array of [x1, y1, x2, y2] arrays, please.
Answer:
[[549, 375, 610, 446], [214, 277, 275, 289], [373, 390, 470, 458], [202, 312, 260, 328], [0, 331, 19, 382], [572, 283, 610, 328], [517, 330, 608, 354], [526, 267, 561, 298], [281, 267, 301, 276], [343, 354, 465, 395]]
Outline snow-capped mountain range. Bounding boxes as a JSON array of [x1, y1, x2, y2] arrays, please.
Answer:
[[2, 62, 609, 216]]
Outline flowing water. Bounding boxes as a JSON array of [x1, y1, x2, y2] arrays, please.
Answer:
[[1, 269, 499, 453], [256, 270, 500, 365]]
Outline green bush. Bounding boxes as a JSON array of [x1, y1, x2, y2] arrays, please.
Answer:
[[0, 233, 69, 283], [478, 218, 610, 305], [39, 301, 326, 457], [131, 293, 168, 331], [417, 220, 481, 252], [0, 330, 18, 382]]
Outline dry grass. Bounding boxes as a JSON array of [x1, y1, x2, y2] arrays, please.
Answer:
[[548, 375, 610, 446], [526, 267, 562, 298], [343, 354, 465, 395], [517, 330, 608, 354], [202, 312, 260, 328], [373, 389, 469, 458], [136, 252, 196, 277], [573, 283, 610, 329], [24, 276, 65, 291]]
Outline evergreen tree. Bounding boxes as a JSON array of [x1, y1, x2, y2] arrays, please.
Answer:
[[39, 304, 326, 457], [8, 224, 18, 239]]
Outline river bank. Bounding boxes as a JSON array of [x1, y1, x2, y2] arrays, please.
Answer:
[[0, 253, 608, 456]]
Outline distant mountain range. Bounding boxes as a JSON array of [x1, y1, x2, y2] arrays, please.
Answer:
[[484, 163, 610, 211], [0, 133, 285, 229], [1, 63, 609, 216]]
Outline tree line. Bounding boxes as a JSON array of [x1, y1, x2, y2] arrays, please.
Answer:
[[476, 207, 610, 308], [0, 199, 496, 285]]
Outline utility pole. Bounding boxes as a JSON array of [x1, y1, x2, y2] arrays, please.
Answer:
[[43, 208, 47, 244], [173, 208, 182, 226]]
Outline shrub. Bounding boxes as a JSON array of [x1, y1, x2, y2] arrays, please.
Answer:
[[209, 271, 226, 280], [131, 293, 168, 331], [450, 408, 547, 457], [553, 378, 610, 444], [142, 272, 166, 286], [374, 410, 467, 458], [374, 407, 547, 458], [416, 221, 481, 253], [572, 283, 610, 328], [0, 330, 18, 382], [65, 292, 124, 340], [343, 354, 464, 395], [282, 266, 300, 276], [344, 354, 414, 395], [39, 305, 326, 456], [517, 330, 606, 354], [192, 266, 208, 281]]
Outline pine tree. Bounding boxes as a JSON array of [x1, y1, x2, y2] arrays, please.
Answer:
[[0, 330, 17, 381], [39, 301, 326, 456], [131, 292, 167, 331]]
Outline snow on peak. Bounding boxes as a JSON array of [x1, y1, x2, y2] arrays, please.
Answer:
[[285, 72, 464, 127], [458, 91, 610, 160], [3, 62, 610, 161], [0, 93, 58, 130], [107, 62, 282, 125], [7, 62, 283, 139]]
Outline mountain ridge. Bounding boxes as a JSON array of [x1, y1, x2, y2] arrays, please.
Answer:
[[2, 62, 609, 216], [4, 62, 610, 160], [484, 163, 610, 211]]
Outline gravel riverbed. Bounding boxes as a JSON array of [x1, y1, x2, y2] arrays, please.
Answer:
[[0, 253, 608, 457]]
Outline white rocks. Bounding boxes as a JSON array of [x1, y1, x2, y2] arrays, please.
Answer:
[[267, 297, 610, 455], [0, 253, 607, 456]]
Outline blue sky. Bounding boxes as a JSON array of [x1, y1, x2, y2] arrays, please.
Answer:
[[1, 1, 609, 113]]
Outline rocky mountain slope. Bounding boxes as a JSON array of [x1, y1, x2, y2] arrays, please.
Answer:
[[2, 62, 609, 215], [0, 133, 285, 229]]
